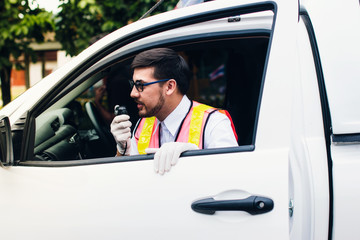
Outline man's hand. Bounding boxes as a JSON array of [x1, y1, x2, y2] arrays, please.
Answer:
[[110, 114, 132, 155], [146, 142, 199, 175]]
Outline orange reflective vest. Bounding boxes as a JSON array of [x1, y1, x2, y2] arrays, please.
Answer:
[[134, 101, 237, 154]]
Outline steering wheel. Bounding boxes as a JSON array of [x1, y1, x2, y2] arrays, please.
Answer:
[[85, 101, 116, 156]]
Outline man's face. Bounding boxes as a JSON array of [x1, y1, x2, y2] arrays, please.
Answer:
[[130, 67, 165, 118]]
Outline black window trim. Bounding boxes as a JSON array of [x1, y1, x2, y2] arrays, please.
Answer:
[[18, 146, 254, 168], [332, 133, 360, 144]]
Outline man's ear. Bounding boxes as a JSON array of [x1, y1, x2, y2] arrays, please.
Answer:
[[165, 79, 177, 95]]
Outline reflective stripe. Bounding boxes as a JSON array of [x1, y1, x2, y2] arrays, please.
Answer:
[[138, 117, 156, 154], [219, 109, 238, 141], [136, 101, 223, 154], [188, 104, 213, 146]]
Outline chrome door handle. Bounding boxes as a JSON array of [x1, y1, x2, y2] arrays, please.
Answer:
[[191, 195, 274, 215]]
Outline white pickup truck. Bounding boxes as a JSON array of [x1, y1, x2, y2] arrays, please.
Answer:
[[0, 0, 359, 239]]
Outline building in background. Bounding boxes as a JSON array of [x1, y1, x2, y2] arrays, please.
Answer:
[[10, 32, 72, 95]]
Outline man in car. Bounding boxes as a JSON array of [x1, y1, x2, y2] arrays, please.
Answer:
[[110, 48, 238, 175]]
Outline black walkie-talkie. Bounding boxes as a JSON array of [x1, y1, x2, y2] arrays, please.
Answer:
[[114, 105, 129, 156], [114, 105, 128, 116]]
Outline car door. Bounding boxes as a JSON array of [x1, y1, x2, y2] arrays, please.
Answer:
[[304, 1, 360, 239], [0, 1, 298, 239]]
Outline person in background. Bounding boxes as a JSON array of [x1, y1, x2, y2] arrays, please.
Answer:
[[94, 66, 137, 127]]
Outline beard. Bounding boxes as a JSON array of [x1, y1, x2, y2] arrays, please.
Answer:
[[138, 92, 165, 118]]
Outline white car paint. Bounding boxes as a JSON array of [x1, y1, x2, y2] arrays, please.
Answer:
[[0, 0, 359, 239]]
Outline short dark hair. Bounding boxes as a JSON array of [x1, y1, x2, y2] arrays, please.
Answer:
[[131, 48, 191, 95]]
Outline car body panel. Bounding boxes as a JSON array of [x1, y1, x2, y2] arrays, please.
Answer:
[[331, 144, 360, 239], [303, 0, 360, 238], [303, 0, 360, 134], [0, 151, 288, 239], [288, 16, 330, 239], [0, 0, 297, 239], [0, 0, 358, 239]]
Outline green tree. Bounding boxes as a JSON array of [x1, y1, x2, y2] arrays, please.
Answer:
[[0, 0, 55, 106], [55, 0, 178, 57]]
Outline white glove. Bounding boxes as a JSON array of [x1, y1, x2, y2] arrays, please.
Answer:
[[146, 142, 199, 175], [110, 114, 132, 156]]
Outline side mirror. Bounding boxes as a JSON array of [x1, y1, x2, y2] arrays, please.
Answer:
[[0, 115, 14, 167]]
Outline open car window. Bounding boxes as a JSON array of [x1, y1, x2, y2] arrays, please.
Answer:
[[29, 9, 273, 162]]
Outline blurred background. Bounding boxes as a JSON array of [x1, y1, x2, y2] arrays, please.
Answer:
[[0, 0, 196, 107]]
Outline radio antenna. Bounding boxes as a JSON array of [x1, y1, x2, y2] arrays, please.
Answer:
[[139, 0, 166, 20]]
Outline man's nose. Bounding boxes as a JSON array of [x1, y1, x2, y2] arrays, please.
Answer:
[[130, 86, 139, 98]]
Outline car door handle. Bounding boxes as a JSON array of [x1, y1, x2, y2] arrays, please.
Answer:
[[191, 195, 274, 215]]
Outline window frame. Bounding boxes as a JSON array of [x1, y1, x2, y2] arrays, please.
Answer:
[[18, 2, 277, 166]]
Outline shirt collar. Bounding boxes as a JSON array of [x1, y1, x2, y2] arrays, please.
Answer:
[[159, 95, 191, 137]]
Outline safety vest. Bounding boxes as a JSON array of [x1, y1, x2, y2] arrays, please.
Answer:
[[134, 101, 238, 155]]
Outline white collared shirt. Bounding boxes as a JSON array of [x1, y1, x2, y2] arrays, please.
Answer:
[[130, 95, 238, 155]]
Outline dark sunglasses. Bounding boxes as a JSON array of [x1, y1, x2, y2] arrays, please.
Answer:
[[129, 78, 171, 92]]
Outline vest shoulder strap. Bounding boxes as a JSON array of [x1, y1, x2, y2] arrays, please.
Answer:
[[137, 116, 156, 154], [188, 103, 215, 146]]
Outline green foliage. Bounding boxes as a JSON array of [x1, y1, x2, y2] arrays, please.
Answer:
[[0, 0, 55, 65], [0, 0, 55, 105], [55, 0, 178, 56]]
